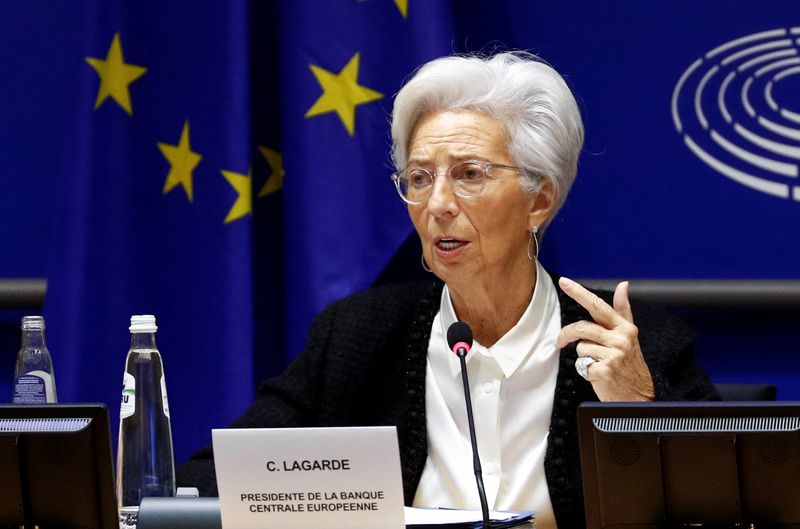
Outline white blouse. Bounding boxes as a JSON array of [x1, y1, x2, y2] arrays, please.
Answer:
[[412, 261, 562, 529]]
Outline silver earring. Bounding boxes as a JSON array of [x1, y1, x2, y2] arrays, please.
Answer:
[[527, 226, 540, 261], [421, 254, 433, 273]]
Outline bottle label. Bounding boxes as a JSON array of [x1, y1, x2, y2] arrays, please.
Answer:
[[160, 375, 170, 418], [13, 371, 54, 404], [120, 372, 136, 419]]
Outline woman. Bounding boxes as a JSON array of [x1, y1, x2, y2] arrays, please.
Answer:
[[178, 52, 718, 529]]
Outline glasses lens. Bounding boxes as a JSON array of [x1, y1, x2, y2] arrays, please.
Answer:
[[399, 169, 432, 203], [451, 161, 486, 197]]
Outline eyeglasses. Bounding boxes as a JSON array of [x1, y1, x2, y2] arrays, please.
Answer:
[[390, 160, 523, 205]]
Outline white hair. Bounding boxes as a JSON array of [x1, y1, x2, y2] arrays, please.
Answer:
[[390, 51, 584, 226]]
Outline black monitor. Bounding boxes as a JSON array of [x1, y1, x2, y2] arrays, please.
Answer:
[[578, 402, 800, 529], [0, 403, 118, 529]]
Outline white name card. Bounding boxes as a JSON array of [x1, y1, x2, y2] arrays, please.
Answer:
[[212, 426, 405, 529]]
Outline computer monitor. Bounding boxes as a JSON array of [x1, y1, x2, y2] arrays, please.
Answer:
[[0, 403, 118, 529], [578, 402, 800, 529]]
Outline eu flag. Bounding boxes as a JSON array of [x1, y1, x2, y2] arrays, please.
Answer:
[[44, 2, 255, 463], [274, 0, 455, 359], [44, 1, 458, 463]]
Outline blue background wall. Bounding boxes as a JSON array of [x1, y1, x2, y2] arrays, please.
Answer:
[[0, 1, 798, 464]]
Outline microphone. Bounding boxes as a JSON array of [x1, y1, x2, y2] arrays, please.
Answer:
[[447, 322, 491, 529]]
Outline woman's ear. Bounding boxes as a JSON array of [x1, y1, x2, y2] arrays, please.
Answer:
[[527, 178, 556, 229]]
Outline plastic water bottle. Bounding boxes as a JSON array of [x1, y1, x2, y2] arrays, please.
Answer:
[[13, 315, 58, 403], [116, 315, 175, 529]]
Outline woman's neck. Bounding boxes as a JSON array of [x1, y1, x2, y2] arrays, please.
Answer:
[[448, 263, 537, 347]]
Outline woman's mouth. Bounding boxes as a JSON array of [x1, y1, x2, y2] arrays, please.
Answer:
[[435, 237, 468, 252]]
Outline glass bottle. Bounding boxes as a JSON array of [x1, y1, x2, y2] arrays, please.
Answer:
[[13, 315, 57, 404], [116, 315, 175, 529]]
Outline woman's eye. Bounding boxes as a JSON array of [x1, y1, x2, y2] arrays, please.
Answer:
[[458, 165, 483, 181], [408, 171, 430, 186]]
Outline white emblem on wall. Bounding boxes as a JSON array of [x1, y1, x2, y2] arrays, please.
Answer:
[[672, 27, 800, 201]]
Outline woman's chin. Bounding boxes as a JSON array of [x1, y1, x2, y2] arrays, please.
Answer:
[[433, 262, 475, 287]]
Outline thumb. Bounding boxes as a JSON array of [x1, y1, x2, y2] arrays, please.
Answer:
[[613, 281, 634, 322]]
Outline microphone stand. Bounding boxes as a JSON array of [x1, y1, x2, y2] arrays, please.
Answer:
[[456, 347, 491, 529]]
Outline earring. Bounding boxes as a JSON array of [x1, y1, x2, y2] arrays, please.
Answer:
[[527, 226, 540, 261], [421, 253, 433, 273]]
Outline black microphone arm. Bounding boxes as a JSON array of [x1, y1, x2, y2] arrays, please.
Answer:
[[447, 322, 491, 529]]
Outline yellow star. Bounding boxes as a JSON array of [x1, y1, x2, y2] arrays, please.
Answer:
[[305, 53, 383, 136], [257, 146, 285, 197], [221, 168, 252, 223], [85, 33, 147, 115], [158, 121, 202, 202], [394, 0, 408, 17]]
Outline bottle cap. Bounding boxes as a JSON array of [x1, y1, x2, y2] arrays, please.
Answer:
[[21, 315, 45, 331], [129, 315, 158, 333]]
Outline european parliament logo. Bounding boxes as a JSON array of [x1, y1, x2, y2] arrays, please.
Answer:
[[672, 28, 800, 201]]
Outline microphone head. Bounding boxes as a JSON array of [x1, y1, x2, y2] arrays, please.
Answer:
[[447, 321, 473, 354]]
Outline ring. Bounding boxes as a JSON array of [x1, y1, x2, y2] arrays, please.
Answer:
[[575, 356, 597, 380]]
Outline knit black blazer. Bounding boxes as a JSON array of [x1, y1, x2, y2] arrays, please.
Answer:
[[178, 278, 718, 529]]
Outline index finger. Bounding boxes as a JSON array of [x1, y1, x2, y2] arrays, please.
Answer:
[[558, 276, 625, 328]]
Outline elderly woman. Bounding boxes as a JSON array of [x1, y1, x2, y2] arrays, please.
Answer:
[[178, 52, 717, 529]]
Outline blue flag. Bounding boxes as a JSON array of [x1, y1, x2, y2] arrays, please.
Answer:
[[276, 0, 455, 359], [44, 3, 255, 463], [43, 1, 459, 463]]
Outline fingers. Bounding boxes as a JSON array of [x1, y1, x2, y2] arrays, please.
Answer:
[[557, 277, 637, 350], [557, 319, 629, 350], [559, 278, 653, 402], [576, 340, 613, 360], [558, 276, 624, 328], [613, 281, 634, 323]]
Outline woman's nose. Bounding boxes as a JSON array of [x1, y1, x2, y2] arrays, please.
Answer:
[[426, 172, 459, 217]]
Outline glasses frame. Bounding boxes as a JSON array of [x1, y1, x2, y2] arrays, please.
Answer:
[[390, 160, 523, 205]]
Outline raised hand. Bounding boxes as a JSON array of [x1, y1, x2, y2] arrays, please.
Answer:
[[557, 277, 655, 402]]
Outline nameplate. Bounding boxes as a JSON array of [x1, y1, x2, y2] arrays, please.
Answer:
[[212, 426, 405, 529]]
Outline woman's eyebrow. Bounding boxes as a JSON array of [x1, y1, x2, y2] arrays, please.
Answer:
[[406, 153, 487, 166]]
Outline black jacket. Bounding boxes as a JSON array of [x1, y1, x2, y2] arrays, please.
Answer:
[[178, 279, 718, 529]]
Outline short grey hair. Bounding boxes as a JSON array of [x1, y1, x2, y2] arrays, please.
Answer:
[[391, 51, 584, 226]]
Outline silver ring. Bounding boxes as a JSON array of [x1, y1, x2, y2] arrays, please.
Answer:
[[575, 356, 597, 380]]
